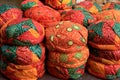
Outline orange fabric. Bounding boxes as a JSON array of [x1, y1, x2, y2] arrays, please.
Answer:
[[47, 61, 85, 80], [46, 21, 89, 79], [1, 18, 45, 45], [48, 47, 89, 68], [24, 6, 61, 27], [87, 58, 120, 79], [45, 0, 76, 9], [94, 9, 120, 22], [46, 21, 88, 52], [1, 62, 45, 80]]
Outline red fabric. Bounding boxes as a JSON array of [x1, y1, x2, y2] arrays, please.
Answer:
[[24, 6, 61, 27]]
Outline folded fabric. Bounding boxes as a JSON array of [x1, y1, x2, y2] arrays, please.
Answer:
[[0, 57, 45, 80], [48, 47, 89, 68], [0, 4, 23, 26], [45, 0, 76, 10], [45, 21, 89, 79], [74, 1, 102, 14], [24, 6, 61, 27], [1, 18, 45, 46], [21, 0, 44, 11], [93, 9, 120, 22], [47, 61, 85, 80], [61, 9, 94, 27], [89, 47, 120, 61], [90, 54, 120, 65], [102, 2, 120, 10], [87, 58, 120, 80], [45, 21, 88, 52], [88, 20, 120, 50], [0, 44, 45, 65]]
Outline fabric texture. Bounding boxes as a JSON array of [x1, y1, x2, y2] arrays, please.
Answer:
[[74, 1, 102, 14], [21, 0, 44, 11], [0, 43, 45, 80], [61, 9, 94, 27], [102, 2, 120, 10], [93, 9, 120, 22], [0, 4, 23, 27], [1, 18, 45, 46], [87, 20, 120, 79], [24, 6, 61, 27], [45, 0, 76, 10], [45, 21, 89, 79]]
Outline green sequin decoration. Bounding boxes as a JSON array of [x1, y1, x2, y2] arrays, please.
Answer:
[[56, 25, 60, 29], [59, 21, 63, 25], [76, 46, 81, 49], [67, 28, 73, 32], [73, 25, 80, 30], [74, 52, 82, 59], [68, 40, 73, 46], [60, 54, 68, 62], [50, 35, 54, 42], [57, 34, 61, 38], [80, 37, 86, 43]]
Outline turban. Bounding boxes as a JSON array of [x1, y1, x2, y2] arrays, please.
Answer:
[[1, 18, 44, 46], [0, 4, 23, 26], [0, 44, 45, 80], [24, 6, 61, 27], [45, 21, 89, 79]]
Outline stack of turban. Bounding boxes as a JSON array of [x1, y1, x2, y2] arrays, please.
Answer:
[[87, 20, 120, 79], [0, 4, 45, 80], [21, 0, 61, 28], [45, 21, 89, 79]]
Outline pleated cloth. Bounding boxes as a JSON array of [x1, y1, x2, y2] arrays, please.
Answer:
[[0, 18, 45, 46], [74, 1, 102, 14], [102, 2, 120, 10], [93, 9, 120, 22], [45, 0, 76, 10], [0, 4, 23, 27], [24, 6, 61, 27], [61, 9, 94, 27], [0, 44, 45, 80], [21, 0, 44, 11], [87, 20, 120, 79], [45, 21, 89, 79]]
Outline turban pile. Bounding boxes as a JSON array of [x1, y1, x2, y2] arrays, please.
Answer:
[[87, 20, 120, 79], [0, 4, 45, 80], [45, 21, 89, 79]]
